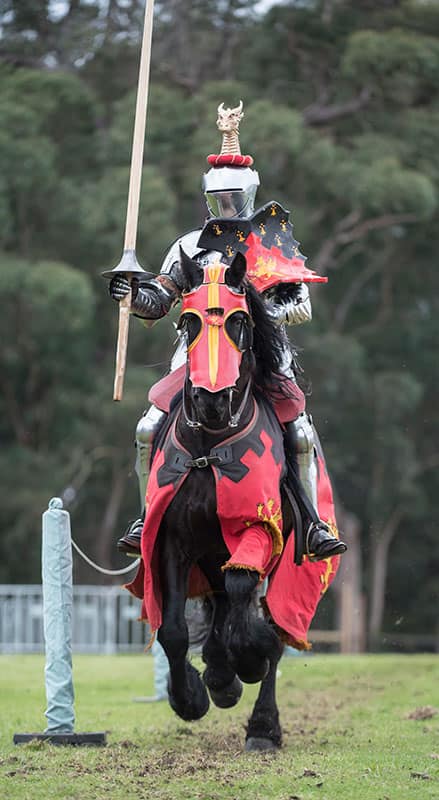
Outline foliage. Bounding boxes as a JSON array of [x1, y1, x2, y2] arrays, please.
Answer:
[[0, 0, 438, 644]]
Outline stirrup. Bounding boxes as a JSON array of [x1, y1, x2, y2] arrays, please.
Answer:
[[305, 521, 347, 562], [117, 518, 143, 557]]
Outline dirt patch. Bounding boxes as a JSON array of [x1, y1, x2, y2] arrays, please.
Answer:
[[410, 771, 431, 780], [406, 706, 438, 720]]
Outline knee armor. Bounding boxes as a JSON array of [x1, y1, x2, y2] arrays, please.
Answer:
[[135, 405, 165, 508]]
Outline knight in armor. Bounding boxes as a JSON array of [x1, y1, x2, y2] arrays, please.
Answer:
[[109, 101, 346, 562]]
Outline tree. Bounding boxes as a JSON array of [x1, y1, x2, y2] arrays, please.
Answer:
[[0, 0, 438, 649], [0, 67, 101, 261]]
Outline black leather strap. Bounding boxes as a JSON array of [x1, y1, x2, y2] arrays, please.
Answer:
[[185, 454, 223, 469], [283, 483, 304, 566]]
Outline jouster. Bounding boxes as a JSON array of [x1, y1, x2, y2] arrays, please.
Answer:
[[107, 101, 345, 565]]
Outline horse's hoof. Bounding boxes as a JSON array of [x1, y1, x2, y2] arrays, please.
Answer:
[[245, 736, 280, 752], [207, 676, 243, 708], [236, 658, 269, 684], [168, 663, 210, 721], [169, 687, 210, 722]]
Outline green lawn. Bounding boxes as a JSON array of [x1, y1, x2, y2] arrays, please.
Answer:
[[0, 653, 437, 800]]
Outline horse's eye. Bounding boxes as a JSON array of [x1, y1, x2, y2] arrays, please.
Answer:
[[227, 313, 247, 330], [179, 313, 202, 345], [225, 313, 249, 350]]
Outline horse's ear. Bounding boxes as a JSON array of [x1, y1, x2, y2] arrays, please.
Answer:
[[179, 246, 204, 291], [225, 252, 247, 290]]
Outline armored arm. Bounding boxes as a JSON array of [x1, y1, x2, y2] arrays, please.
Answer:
[[264, 282, 312, 326], [109, 271, 181, 322], [109, 230, 203, 323]]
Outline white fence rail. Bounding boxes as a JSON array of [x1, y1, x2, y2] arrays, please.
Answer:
[[3, 585, 435, 656], [0, 585, 148, 654]]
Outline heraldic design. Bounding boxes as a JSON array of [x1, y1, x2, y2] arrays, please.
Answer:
[[198, 201, 328, 293]]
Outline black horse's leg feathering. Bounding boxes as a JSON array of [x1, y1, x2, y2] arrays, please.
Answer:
[[157, 525, 210, 722], [245, 638, 283, 751], [224, 569, 281, 685], [198, 555, 243, 709]]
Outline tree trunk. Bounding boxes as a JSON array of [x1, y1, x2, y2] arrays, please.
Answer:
[[334, 500, 366, 653], [368, 510, 403, 650]]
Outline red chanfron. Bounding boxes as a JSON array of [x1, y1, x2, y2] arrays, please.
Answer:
[[181, 263, 249, 392]]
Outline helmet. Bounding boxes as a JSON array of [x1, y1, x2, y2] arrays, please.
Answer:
[[203, 166, 260, 219], [203, 101, 259, 219]]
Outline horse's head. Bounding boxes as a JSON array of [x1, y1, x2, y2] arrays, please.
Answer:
[[178, 248, 255, 430]]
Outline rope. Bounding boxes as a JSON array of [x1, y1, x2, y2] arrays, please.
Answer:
[[71, 538, 140, 576]]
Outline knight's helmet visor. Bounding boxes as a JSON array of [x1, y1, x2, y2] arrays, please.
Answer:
[[203, 166, 260, 219], [205, 190, 251, 218]]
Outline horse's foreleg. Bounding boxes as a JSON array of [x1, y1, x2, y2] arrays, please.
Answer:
[[224, 569, 281, 684], [157, 534, 209, 722], [245, 643, 283, 751], [202, 592, 243, 708]]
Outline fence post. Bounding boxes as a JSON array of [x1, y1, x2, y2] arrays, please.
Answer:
[[42, 497, 75, 733], [13, 498, 106, 746]]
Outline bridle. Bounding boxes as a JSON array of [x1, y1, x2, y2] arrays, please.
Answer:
[[182, 372, 253, 434]]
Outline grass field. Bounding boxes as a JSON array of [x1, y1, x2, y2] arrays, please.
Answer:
[[0, 653, 437, 800]]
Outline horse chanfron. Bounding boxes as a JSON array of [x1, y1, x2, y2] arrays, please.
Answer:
[[178, 249, 255, 429]]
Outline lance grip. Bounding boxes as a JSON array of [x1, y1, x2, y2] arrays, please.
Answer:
[[103, 251, 143, 401]]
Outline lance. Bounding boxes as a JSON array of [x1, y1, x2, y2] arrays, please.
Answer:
[[102, 0, 155, 401]]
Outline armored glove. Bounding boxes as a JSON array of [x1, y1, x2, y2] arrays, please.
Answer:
[[109, 272, 181, 321], [265, 282, 312, 326], [109, 275, 139, 302]]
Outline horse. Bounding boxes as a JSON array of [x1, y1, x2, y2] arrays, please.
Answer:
[[126, 248, 337, 751]]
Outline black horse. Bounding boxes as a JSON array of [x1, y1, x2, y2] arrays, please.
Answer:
[[148, 250, 297, 751]]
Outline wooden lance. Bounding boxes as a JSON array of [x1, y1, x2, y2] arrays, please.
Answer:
[[103, 0, 155, 401]]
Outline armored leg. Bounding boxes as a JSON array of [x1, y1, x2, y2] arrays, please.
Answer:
[[284, 413, 346, 561], [135, 404, 166, 509], [292, 412, 318, 509], [117, 404, 165, 556]]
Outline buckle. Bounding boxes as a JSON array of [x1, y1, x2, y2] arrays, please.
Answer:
[[191, 456, 209, 469], [185, 454, 223, 469]]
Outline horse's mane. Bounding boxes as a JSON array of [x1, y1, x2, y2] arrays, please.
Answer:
[[245, 281, 298, 400]]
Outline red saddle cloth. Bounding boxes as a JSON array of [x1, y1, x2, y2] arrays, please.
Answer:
[[265, 439, 340, 649], [126, 399, 285, 630], [126, 397, 339, 651]]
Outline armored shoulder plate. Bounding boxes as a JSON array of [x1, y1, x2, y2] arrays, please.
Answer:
[[160, 230, 204, 275]]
